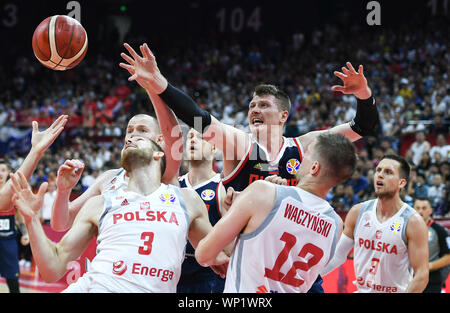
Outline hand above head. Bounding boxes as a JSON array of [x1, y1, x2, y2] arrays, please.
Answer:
[[119, 43, 168, 94], [31, 115, 68, 156], [10, 171, 48, 223], [56, 159, 85, 192], [332, 62, 372, 100]]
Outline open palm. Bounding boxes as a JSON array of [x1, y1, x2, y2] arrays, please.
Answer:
[[31, 115, 68, 154], [10, 171, 47, 222], [119, 43, 167, 94], [331, 62, 371, 99]]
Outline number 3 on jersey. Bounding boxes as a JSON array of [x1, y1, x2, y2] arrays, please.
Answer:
[[265, 232, 324, 287], [138, 232, 154, 255]]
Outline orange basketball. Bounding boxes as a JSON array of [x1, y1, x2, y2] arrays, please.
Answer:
[[32, 15, 88, 71]]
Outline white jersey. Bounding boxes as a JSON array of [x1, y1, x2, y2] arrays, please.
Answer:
[[65, 183, 189, 293], [224, 185, 341, 293], [353, 199, 417, 293], [102, 168, 128, 194]]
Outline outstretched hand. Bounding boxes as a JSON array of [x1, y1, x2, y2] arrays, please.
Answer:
[[31, 115, 68, 155], [332, 62, 371, 100], [10, 171, 47, 223], [119, 43, 168, 94]]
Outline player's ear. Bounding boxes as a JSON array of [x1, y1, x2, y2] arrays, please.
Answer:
[[310, 160, 321, 176], [280, 110, 289, 123], [398, 178, 407, 189]]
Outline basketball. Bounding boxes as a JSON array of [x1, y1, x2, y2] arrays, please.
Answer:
[[32, 15, 88, 71]]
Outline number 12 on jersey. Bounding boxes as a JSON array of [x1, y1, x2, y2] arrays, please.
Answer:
[[265, 232, 324, 288]]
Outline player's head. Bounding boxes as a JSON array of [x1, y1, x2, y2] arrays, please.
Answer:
[[374, 154, 410, 199], [124, 114, 164, 150], [248, 84, 291, 135], [296, 132, 357, 186], [121, 136, 166, 177], [185, 129, 216, 162], [413, 196, 433, 223], [0, 158, 11, 185]]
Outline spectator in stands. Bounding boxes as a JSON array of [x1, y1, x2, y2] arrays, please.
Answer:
[[347, 169, 369, 199], [40, 180, 57, 225], [414, 174, 430, 198], [428, 173, 446, 214], [342, 184, 361, 211], [408, 130, 431, 166], [429, 134, 450, 163]]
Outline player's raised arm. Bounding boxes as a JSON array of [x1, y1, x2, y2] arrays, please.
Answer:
[[298, 62, 380, 151], [11, 171, 99, 283], [119, 43, 251, 166], [0, 115, 68, 212]]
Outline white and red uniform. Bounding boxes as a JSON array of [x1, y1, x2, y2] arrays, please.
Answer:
[[64, 183, 189, 293], [102, 168, 128, 194], [224, 185, 341, 293], [353, 199, 417, 293]]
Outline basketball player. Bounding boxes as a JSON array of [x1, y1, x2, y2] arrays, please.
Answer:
[[0, 159, 28, 293], [50, 93, 183, 231], [414, 197, 450, 293], [195, 132, 357, 292], [177, 129, 227, 293], [320, 155, 429, 293], [10, 135, 229, 293], [120, 43, 380, 292], [0, 116, 68, 293]]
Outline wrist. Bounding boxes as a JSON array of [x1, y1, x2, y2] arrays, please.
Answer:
[[355, 86, 372, 100], [29, 146, 44, 160], [150, 73, 168, 95]]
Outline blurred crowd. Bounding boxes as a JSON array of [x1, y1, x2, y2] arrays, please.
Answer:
[[0, 18, 449, 216]]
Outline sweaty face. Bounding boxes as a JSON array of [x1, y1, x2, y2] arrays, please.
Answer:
[[185, 129, 215, 161], [123, 115, 162, 155], [248, 94, 285, 136], [374, 159, 405, 199]]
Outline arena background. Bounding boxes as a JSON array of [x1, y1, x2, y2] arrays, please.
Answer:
[[0, 0, 448, 293]]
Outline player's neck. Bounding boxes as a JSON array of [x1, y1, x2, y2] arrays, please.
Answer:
[[188, 161, 216, 186], [127, 165, 161, 196], [376, 196, 404, 221], [297, 181, 328, 200], [253, 127, 284, 160]]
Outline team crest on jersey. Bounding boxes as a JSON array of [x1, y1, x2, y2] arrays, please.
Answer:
[[160, 193, 176, 204], [390, 222, 402, 234], [201, 189, 215, 201], [140, 201, 151, 210], [286, 159, 300, 175]]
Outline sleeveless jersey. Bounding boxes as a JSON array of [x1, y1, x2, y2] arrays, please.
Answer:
[[222, 136, 304, 192], [224, 185, 341, 293], [101, 168, 128, 194], [353, 199, 417, 293], [178, 173, 223, 276], [79, 183, 190, 292]]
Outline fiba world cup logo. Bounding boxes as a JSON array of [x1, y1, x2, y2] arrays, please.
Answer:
[[390, 222, 402, 234], [201, 189, 215, 201], [286, 159, 300, 175], [160, 193, 176, 204]]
